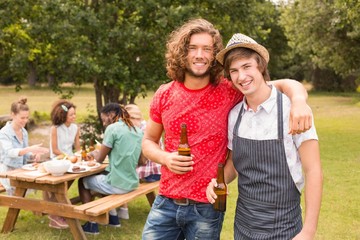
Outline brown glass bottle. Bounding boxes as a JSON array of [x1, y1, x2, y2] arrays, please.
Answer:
[[213, 163, 227, 212], [81, 141, 87, 161], [178, 123, 191, 156], [89, 138, 95, 152]]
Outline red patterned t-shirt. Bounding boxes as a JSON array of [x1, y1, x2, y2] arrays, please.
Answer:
[[150, 78, 243, 202]]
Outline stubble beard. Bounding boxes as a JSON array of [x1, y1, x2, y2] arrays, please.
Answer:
[[185, 65, 211, 80]]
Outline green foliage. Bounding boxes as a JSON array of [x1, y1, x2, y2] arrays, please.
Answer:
[[79, 105, 104, 145], [0, 0, 281, 110], [32, 110, 50, 123], [279, 0, 360, 90], [80, 113, 103, 145]]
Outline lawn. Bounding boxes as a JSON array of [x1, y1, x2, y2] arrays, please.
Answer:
[[0, 85, 359, 239]]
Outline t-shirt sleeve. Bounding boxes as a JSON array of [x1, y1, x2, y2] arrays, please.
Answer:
[[149, 85, 165, 124], [103, 124, 115, 149]]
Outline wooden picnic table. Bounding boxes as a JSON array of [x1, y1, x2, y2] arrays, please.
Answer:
[[0, 162, 109, 240]]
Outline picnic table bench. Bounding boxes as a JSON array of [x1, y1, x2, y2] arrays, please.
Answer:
[[0, 164, 159, 240], [74, 181, 159, 217]]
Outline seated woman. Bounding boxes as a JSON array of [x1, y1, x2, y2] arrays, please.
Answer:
[[0, 97, 48, 196], [49, 100, 80, 158], [45, 100, 81, 229], [78, 103, 143, 235]]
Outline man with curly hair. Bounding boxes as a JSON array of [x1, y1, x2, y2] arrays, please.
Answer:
[[141, 18, 312, 240]]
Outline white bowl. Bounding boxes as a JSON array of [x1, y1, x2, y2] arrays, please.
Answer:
[[44, 160, 71, 176]]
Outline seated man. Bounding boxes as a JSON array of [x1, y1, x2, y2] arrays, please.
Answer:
[[125, 104, 162, 183], [78, 103, 143, 235]]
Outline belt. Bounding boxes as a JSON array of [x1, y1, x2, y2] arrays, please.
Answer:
[[167, 197, 206, 206]]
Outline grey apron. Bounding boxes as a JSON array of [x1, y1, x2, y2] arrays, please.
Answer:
[[232, 91, 302, 240]]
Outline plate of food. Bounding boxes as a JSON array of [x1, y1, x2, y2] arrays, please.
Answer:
[[86, 161, 101, 169], [22, 163, 38, 171], [67, 165, 89, 174]]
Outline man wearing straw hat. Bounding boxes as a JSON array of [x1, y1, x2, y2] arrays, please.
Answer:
[[142, 18, 313, 240], [206, 33, 323, 239]]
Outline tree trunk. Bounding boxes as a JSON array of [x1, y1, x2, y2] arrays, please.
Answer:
[[93, 76, 103, 119], [27, 62, 37, 86], [47, 74, 55, 86]]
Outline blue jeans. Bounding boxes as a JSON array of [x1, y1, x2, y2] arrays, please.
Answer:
[[142, 195, 224, 240]]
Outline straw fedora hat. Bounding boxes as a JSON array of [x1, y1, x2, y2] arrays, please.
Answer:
[[216, 33, 269, 65]]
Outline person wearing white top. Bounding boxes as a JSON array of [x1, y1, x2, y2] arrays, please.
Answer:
[[45, 99, 80, 230], [206, 33, 323, 240], [49, 100, 80, 158]]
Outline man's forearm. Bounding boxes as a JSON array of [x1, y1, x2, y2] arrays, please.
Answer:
[[271, 79, 308, 101], [142, 139, 168, 165]]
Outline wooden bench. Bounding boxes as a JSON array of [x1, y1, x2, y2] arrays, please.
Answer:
[[74, 181, 159, 218]]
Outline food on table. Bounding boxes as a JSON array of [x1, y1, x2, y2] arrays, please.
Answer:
[[68, 156, 78, 163], [56, 154, 66, 160], [37, 163, 47, 173], [87, 161, 97, 167], [72, 166, 86, 172], [31, 162, 39, 168]]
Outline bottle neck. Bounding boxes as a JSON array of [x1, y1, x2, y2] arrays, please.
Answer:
[[217, 165, 225, 182], [180, 128, 188, 145]]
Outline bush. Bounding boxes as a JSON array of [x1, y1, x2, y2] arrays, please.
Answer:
[[80, 113, 103, 147]]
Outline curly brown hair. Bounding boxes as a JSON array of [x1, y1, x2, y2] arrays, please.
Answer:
[[50, 100, 76, 126], [165, 18, 224, 85]]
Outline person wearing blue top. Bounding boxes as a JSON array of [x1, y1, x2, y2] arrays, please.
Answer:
[[78, 103, 143, 235], [0, 97, 48, 195]]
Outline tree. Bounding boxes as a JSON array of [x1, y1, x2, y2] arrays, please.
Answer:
[[1, 0, 289, 116], [280, 0, 360, 91]]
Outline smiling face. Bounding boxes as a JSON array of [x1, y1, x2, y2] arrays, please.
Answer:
[[184, 32, 214, 81], [229, 56, 267, 97], [11, 110, 30, 129], [65, 107, 76, 125]]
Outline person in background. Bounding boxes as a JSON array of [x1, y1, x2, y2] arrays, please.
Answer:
[[0, 97, 48, 196], [206, 33, 323, 239], [141, 18, 313, 240], [45, 99, 80, 229], [78, 103, 143, 235], [121, 104, 162, 221], [125, 104, 162, 183], [49, 100, 80, 158]]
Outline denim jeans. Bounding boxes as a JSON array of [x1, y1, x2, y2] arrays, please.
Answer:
[[142, 195, 224, 240]]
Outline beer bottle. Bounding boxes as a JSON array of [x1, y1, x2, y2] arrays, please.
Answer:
[[81, 141, 87, 161], [213, 163, 227, 212], [178, 123, 190, 156], [89, 138, 95, 152]]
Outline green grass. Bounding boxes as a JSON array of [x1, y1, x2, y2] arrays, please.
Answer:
[[0, 84, 154, 123], [0, 85, 359, 239]]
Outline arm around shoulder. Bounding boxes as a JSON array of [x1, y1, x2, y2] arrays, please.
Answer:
[[271, 79, 313, 134]]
